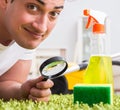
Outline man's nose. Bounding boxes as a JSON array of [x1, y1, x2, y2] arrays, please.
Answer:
[[32, 15, 48, 33]]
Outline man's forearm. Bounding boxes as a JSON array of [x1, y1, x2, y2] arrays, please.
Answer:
[[0, 81, 23, 101]]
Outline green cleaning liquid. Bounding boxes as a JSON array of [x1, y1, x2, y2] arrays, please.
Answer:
[[83, 55, 113, 84]]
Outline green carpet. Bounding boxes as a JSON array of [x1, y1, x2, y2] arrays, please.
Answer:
[[0, 94, 120, 110]]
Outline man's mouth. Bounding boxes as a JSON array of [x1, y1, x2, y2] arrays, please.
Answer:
[[24, 27, 44, 39]]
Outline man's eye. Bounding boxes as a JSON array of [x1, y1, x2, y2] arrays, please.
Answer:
[[49, 12, 60, 18], [26, 3, 39, 12]]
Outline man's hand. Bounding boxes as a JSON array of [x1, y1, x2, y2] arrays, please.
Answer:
[[21, 76, 54, 102]]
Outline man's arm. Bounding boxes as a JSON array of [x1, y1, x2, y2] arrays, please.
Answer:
[[0, 60, 53, 101], [0, 60, 32, 100]]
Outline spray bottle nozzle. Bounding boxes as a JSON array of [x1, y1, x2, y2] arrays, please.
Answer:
[[83, 9, 107, 33], [84, 9, 90, 16]]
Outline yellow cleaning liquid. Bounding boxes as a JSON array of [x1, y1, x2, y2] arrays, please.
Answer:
[[83, 55, 113, 84]]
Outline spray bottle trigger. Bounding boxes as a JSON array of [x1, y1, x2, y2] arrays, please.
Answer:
[[84, 9, 99, 29]]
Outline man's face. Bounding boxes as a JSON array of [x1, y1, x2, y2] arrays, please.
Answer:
[[3, 0, 64, 49]]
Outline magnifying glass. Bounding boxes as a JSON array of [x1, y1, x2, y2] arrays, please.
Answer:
[[39, 56, 68, 80], [39, 56, 88, 81]]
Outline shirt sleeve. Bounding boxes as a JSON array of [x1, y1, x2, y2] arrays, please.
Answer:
[[0, 42, 37, 75], [19, 48, 36, 60]]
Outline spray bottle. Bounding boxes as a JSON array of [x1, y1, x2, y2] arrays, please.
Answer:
[[83, 9, 113, 84]]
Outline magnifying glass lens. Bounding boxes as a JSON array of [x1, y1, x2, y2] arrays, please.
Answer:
[[40, 56, 68, 79], [42, 61, 66, 76]]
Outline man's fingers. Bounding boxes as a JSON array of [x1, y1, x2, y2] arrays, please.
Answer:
[[30, 87, 51, 97], [36, 79, 54, 89], [28, 76, 44, 87], [28, 94, 50, 102]]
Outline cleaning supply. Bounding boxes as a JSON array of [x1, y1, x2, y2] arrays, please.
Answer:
[[73, 9, 113, 106], [74, 84, 113, 106], [83, 9, 113, 84]]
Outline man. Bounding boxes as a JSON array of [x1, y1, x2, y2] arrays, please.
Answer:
[[0, 0, 64, 102]]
